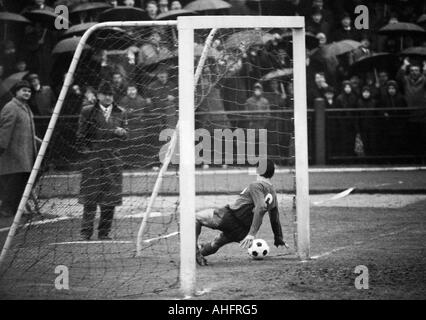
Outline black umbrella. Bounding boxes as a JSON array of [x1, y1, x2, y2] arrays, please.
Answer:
[[349, 53, 398, 74], [0, 71, 29, 98], [52, 37, 91, 54], [223, 30, 274, 51], [62, 23, 133, 50], [0, 12, 31, 23], [24, 9, 70, 30], [98, 6, 150, 22], [156, 9, 196, 20], [70, 2, 112, 14], [321, 40, 362, 57], [378, 22, 426, 50], [418, 14, 426, 26], [0, 12, 31, 41], [62, 22, 97, 38], [261, 68, 293, 81], [400, 46, 426, 58], [378, 22, 426, 35], [184, 0, 232, 12]]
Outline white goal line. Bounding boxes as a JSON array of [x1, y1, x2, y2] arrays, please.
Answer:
[[0, 211, 169, 234]]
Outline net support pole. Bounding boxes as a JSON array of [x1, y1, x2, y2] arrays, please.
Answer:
[[292, 25, 310, 260], [135, 28, 217, 256], [178, 22, 196, 297]]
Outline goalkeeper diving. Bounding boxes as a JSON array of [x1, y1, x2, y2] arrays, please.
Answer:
[[196, 159, 289, 265]]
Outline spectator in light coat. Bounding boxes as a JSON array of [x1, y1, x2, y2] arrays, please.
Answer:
[[0, 80, 40, 217]]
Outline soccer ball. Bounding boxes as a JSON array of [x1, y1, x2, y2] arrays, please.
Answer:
[[248, 239, 270, 260]]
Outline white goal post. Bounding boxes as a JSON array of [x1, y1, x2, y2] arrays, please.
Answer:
[[177, 16, 310, 296]]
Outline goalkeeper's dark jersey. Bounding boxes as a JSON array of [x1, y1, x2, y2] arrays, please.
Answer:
[[229, 177, 278, 213], [214, 177, 281, 241]]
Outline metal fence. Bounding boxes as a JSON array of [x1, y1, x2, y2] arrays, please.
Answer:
[[33, 105, 426, 171]]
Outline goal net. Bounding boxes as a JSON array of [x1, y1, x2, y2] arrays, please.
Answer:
[[0, 16, 309, 299]]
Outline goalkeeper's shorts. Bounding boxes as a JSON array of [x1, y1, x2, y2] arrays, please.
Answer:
[[196, 204, 253, 242]]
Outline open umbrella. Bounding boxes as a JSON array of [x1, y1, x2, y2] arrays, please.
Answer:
[[24, 9, 69, 29], [223, 30, 274, 51], [349, 53, 398, 74], [0, 12, 31, 23], [378, 22, 426, 36], [400, 46, 426, 58], [184, 0, 232, 12], [52, 37, 91, 54], [63, 22, 97, 37], [62, 23, 133, 50], [70, 2, 112, 23], [418, 14, 426, 26], [0, 12, 31, 41], [156, 9, 196, 20], [261, 68, 293, 81], [321, 40, 362, 57], [378, 22, 426, 50], [98, 6, 150, 22], [70, 2, 112, 14], [0, 71, 29, 98]]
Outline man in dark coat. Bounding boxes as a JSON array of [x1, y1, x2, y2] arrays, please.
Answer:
[[27, 73, 56, 116], [332, 12, 360, 42], [0, 80, 40, 217], [357, 86, 377, 156], [333, 80, 359, 156], [76, 81, 128, 240], [306, 6, 331, 40], [145, 67, 178, 168]]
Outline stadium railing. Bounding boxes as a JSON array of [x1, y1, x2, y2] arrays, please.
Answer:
[[32, 106, 426, 170]]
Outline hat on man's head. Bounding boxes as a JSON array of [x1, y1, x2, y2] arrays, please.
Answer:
[[311, 6, 322, 16], [97, 81, 114, 95], [13, 80, 31, 94], [386, 80, 398, 89], [254, 82, 263, 89], [27, 73, 39, 81], [340, 11, 351, 20], [159, 0, 169, 4]]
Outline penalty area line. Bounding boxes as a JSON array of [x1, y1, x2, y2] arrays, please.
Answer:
[[143, 231, 179, 243], [50, 240, 134, 245], [304, 226, 413, 262], [0, 216, 73, 233], [48, 231, 180, 246]]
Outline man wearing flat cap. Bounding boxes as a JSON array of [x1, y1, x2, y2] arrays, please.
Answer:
[[76, 81, 128, 240], [0, 80, 41, 217]]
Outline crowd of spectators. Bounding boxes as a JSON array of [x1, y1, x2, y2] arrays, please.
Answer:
[[1, 0, 426, 161]]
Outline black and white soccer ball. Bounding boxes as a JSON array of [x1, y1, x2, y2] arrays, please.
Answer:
[[248, 239, 270, 260]]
